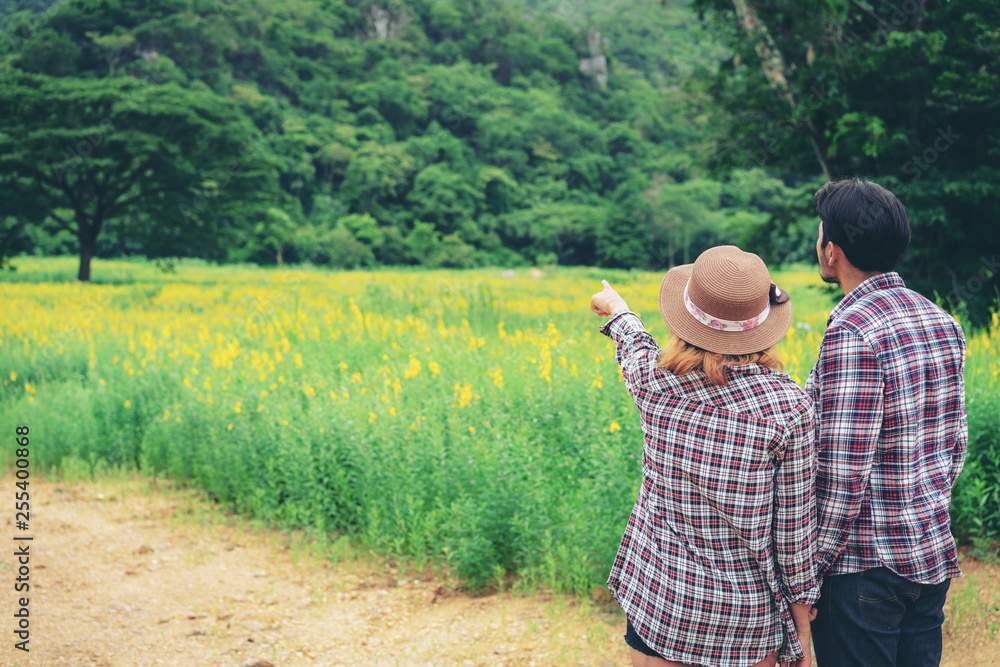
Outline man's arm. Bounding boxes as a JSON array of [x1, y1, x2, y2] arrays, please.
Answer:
[[811, 324, 884, 575], [950, 334, 968, 486]]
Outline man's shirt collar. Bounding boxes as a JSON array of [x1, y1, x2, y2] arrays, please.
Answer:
[[828, 271, 906, 325]]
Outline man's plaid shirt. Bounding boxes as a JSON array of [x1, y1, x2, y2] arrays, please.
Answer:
[[806, 272, 967, 583], [601, 312, 820, 666]]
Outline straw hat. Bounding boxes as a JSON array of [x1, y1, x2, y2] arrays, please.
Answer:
[[659, 246, 792, 355]]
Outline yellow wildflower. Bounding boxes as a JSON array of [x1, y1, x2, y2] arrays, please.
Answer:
[[453, 383, 474, 409], [404, 356, 422, 379]]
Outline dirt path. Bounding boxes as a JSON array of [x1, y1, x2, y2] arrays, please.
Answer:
[[0, 475, 996, 667]]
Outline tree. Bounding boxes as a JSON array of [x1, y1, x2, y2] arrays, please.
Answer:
[[695, 0, 1000, 322], [0, 69, 279, 280], [406, 164, 483, 235], [0, 0, 785, 278], [15, 27, 80, 75], [253, 207, 298, 265], [594, 177, 654, 269], [0, 215, 26, 270], [339, 142, 416, 216]]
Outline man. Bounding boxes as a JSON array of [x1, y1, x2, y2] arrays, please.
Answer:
[[806, 178, 968, 667]]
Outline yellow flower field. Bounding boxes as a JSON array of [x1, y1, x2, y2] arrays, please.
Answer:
[[1, 257, 997, 591]]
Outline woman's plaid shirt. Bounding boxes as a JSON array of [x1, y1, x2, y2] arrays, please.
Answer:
[[805, 272, 967, 583], [601, 312, 820, 666]]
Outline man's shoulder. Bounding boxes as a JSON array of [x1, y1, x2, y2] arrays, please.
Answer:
[[834, 284, 960, 332], [830, 285, 964, 353]]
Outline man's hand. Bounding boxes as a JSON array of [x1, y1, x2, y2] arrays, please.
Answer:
[[591, 280, 629, 317]]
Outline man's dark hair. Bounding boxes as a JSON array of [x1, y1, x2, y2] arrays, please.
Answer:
[[815, 178, 911, 272]]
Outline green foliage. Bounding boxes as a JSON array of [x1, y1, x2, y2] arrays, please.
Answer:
[[0, 215, 28, 269], [2, 0, 994, 327], [951, 368, 1000, 557], [405, 221, 441, 265], [15, 26, 79, 73], [0, 67, 280, 278], [0, 0, 793, 277], [694, 0, 1000, 324], [250, 207, 299, 265]]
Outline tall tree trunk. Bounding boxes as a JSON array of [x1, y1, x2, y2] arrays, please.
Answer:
[[730, 0, 832, 179], [78, 241, 94, 282]]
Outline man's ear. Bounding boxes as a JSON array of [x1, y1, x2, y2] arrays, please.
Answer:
[[825, 242, 839, 266]]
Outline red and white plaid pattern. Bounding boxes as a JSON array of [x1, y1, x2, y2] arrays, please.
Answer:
[[806, 272, 967, 584], [601, 312, 820, 665]]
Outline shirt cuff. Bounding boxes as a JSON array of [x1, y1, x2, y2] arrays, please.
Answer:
[[598, 310, 639, 337], [784, 580, 822, 606]]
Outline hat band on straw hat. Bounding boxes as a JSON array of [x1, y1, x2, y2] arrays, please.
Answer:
[[683, 279, 770, 332]]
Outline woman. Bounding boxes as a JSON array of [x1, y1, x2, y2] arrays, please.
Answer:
[[590, 246, 818, 667]]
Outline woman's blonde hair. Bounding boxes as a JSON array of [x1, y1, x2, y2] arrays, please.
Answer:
[[657, 335, 783, 386]]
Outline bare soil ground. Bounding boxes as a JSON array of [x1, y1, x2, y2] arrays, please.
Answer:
[[0, 474, 996, 667]]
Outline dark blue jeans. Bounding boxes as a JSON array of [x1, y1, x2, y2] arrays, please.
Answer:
[[811, 567, 951, 667]]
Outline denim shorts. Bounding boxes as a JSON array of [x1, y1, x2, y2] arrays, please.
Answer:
[[624, 617, 665, 659]]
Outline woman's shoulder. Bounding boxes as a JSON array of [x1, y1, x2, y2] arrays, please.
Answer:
[[729, 364, 815, 421]]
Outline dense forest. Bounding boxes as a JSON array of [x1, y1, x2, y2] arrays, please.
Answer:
[[1, 0, 998, 320]]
